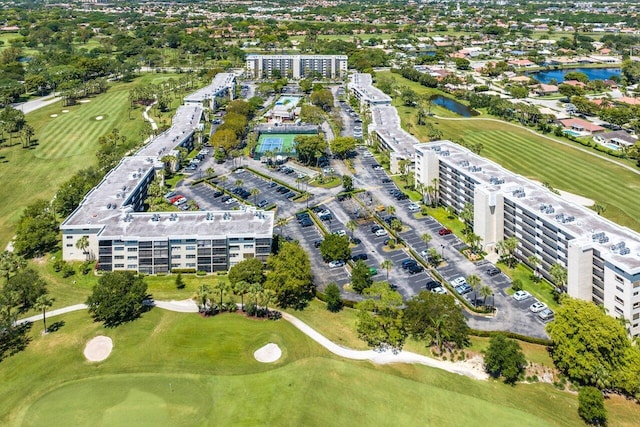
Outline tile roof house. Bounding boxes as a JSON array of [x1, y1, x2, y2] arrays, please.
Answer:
[[559, 118, 606, 134]]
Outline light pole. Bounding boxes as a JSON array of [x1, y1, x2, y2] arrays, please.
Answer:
[[440, 244, 445, 260]]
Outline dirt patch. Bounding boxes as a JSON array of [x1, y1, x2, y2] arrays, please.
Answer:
[[254, 343, 282, 363], [84, 335, 113, 362]]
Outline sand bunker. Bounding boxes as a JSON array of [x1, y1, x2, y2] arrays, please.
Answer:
[[95, 116, 104, 121], [84, 335, 113, 362], [254, 343, 282, 363], [50, 114, 58, 118], [62, 109, 69, 113], [79, 99, 91, 103]]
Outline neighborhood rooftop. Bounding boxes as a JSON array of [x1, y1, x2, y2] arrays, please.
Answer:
[[183, 72, 236, 104], [420, 140, 640, 272]]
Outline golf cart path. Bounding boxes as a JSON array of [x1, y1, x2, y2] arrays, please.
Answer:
[[19, 300, 487, 380]]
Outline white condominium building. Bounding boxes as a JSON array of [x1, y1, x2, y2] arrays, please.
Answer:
[[415, 141, 640, 335], [245, 54, 347, 79], [183, 72, 236, 110]]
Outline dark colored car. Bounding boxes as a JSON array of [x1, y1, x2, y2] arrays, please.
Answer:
[[438, 228, 452, 236], [407, 264, 424, 275], [269, 182, 278, 188], [487, 267, 501, 277], [300, 219, 313, 227], [221, 195, 231, 202], [352, 253, 368, 261], [424, 279, 441, 290], [314, 240, 323, 248], [285, 192, 296, 199], [296, 212, 309, 221], [401, 259, 417, 269], [371, 225, 383, 233], [351, 237, 361, 245], [213, 191, 224, 198], [381, 178, 392, 183]]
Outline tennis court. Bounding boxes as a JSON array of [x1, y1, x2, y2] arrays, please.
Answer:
[[255, 133, 299, 158]]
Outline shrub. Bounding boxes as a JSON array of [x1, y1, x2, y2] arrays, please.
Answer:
[[511, 279, 523, 292], [61, 263, 76, 278], [324, 283, 343, 312], [578, 387, 607, 426]]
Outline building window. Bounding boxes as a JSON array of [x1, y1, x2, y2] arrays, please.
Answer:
[[127, 256, 137, 260], [114, 264, 124, 268], [615, 296, 624, 305], [186, 263, 196, 268], [114, 247, 124, 251], [186, 254, 196, 259], [172, 254, 181, 259], [617, 286, 624, 293], [66, 235, 73, 239], [114, 255, 124, 260], [127, 247, 138, 252], [66, 244, 72, 247], [615, 275, 624, 283], [614, 306, 624, 315], [127, 264, 136, 269], [186, 246, 196, 250]]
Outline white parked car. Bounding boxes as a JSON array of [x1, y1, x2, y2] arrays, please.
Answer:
[[334, 230, 347, 237], [432, 286, 447, 295], [419, 249, 430, 259], [512, 290, 532, 301], [407, 203, 420, 211], [374, 228, 388, 237], [451, 276, 467, 287], [328, 260, 345, 268], [529, 301, 548, 313]]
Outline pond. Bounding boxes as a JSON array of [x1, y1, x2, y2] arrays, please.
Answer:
[[429, 95, 479, 117], [529, 67, 621, 84]]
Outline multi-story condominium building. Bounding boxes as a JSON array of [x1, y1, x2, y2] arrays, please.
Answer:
[[183, 73, 236, 110], [245, 54, 347, 79], [61, 74, 274, 274], [415, 140, 640, 335], [348, 73, 416, 174]]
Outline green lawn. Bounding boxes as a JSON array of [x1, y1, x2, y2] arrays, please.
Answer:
[[0, 73, 184, 247], [500, 263, 559, 311], [5, 308, 640, 426], [373, 72, 640, 232]]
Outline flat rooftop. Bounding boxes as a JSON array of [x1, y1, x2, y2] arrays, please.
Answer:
[[417, 141, 640, 272], [348, 73, 392, 105], [183, 73, 236, 103], [246, 54, 347, 60], [370, 105, 419, 159], [136, 104, 202, 158], [99, 210, 275, 240]]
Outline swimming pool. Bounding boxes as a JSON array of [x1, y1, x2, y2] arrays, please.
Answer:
[[275, 96, 301, 106], [563, 129, 582, 137], [604, 143, 620, 151]]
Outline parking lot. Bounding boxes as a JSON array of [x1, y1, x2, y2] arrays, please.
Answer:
[[227, 169, 303, 217]]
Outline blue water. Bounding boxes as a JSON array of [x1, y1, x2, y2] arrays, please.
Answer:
[[429, 95, 479, 117], [530, 68, 621, 84], [563, 129, 582, 137], [276, 96, 301, 106], [604, 143, 620, 151]]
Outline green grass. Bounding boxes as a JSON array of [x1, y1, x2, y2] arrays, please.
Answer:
[[374, 72, 640, 232], [310, 175, 341, 188], [0, 73, 185, 247], [425, 206, 466, 237], [5, 306, 640, 426], [500, 263, 559, 311]]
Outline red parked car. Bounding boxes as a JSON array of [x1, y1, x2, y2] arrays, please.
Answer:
[[438, 228, 452, 236]]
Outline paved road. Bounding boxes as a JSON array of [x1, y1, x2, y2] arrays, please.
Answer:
[[11, 93, 62, 114]]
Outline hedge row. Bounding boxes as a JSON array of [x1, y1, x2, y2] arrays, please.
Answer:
[[469, 328, 553, 346], [190, 174, 217, 186], [315, 290, 357, 309]]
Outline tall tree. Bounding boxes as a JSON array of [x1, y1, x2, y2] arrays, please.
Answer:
[[351, 260, 373, 294], [484, 334, 527, 384], [86, 271, 148, 327], [381, 259, 393, 281], [4, 268, 47, 312], [319, 233, 351, 262], [265, 241, 314, 309], [34, 294, 54, 334], [356, 282, 406, 352]]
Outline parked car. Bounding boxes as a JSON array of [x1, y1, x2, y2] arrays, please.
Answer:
[[374, 228, 388, 237], [381, 178, 392, 183], [213, 191, 224, 198], [538, 308, 555, 321], [424, 279, 441, 290], [300, 219, 313, 227], [371, 225, 383, 233], [419, 250, 430, 259], [350, 237, 361, 245], [438, 228, 452, 236], [352, 253, 368, 261], [328, 260, 346, 268], [432, 286, 447, 295], [401, 259, 417, 269], [529, 301, 547, 313], [407, 264, 424, 274], [455, 284, 472, 295], [314, 240, 323, 248], [334, 230, 347, 237], [451, 276, 467, 287], [164, 191, 176, 199], [487, 267, 501, 276], [285, 192, 296, 199], [513, 290, 532, 301], [269, 182, 278, 188], [408, 203, 420, 211]]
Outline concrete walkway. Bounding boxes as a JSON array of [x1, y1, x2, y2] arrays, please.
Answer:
[[11, 93, 62, 114], [18, 300, 488, 380], [281, 312, 488, 380], [143, 102, 159, 131]]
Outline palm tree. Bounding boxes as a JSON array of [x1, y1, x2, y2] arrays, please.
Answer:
[[233, 280, 250, 310], [527, 255, 541, 279], [381, 259, 393, 281], [550, 263, 567, 292], [466, 274, 481, 306], [431, 313, 449, 352], [275, 217, 288, 235], [194, 284, 212, 313], [420, 233, 432, 248], [0, 251, 26, 282], [346, 220, 358, 239], [218, 175, 228, 189], [385, 205, 396, 216], [205, 167, 215, 178], [235, 179, 244, 190], [593, 201, 607, 216], [251, 188, 260, 205], [479, 285, 493, 307], [213, 279, 231, 310], [75, 236, 90, 260], [34, 294, 54, 334]]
